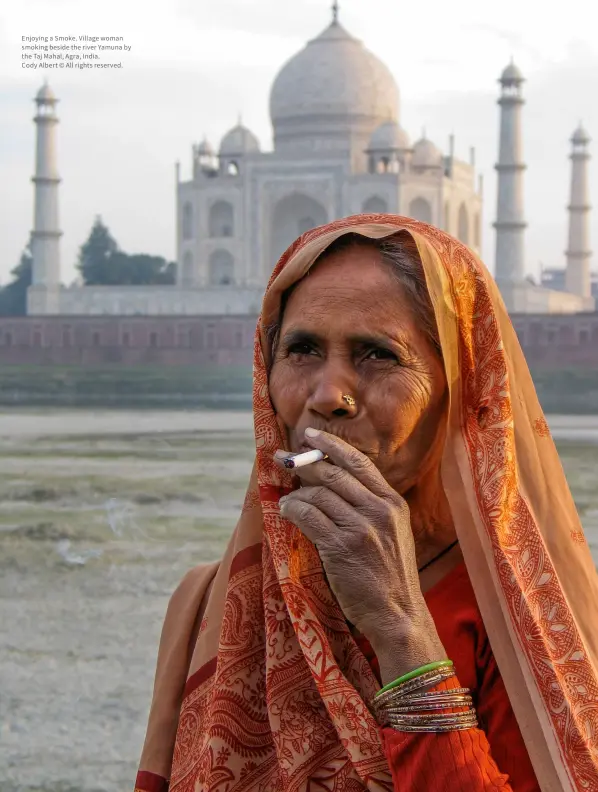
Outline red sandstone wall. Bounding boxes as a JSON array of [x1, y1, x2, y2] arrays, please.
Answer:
[[0, 315, 257, 366], [510, 313, 598, 366], [0, 313, 598, 368]]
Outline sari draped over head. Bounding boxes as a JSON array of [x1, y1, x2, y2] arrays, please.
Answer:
[[135, 215, 598, 792]]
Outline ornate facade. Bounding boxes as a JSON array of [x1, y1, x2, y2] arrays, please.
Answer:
[[27, 10, 481, 316], [176, 14, 481, 294]]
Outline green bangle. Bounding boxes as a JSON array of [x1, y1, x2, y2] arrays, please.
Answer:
[[375, 660, 454, 697]]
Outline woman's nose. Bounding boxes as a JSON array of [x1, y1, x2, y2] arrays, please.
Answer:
[[306, 384, 358, 419]]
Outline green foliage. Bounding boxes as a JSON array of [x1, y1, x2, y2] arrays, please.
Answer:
[[0, 365, 253, 408], [77, 216, 176, 286], [0, 240, 33, 316], [1, 219, 175, 311], [76, 215, 119, 284]]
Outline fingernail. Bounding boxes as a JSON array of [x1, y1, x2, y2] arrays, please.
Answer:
[[305, 427, 320, 438], [274, 450, 288, 458]]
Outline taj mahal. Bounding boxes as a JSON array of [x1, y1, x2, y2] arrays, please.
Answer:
[[27, 4, 593, 317]]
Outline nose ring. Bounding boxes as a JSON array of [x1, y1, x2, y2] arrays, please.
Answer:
[[342, 394, 356, 407]]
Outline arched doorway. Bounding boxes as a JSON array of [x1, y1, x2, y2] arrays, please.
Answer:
[[209, 201, 234, 238], [182, 202, 193, 240], [362, 196, 388, 214], [270, 194, 328, 268], [408, 197, 433, 224], [209, 250, 235, 285], [181, 251, 194, 287]]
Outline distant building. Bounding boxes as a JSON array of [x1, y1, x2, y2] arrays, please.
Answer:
[[28, 7, 483, 316], [175, 10, 482, 298], [541, 268, 598, 299], [25, 6, 592, 317]]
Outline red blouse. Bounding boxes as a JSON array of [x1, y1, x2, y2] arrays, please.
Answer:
[[355, 562, 541, 792]]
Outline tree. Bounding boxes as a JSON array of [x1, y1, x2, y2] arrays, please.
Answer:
[[100, 252, 175, 285], [119, 253, 175, 285], [77, 215, 119, 285], [0, 239, 33, 316], [77, 217, 176, 285]]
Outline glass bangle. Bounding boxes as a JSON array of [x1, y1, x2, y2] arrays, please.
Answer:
[[375, 660, 454, 698]]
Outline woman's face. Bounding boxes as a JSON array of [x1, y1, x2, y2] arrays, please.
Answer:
[[269, 244, 448, 494]]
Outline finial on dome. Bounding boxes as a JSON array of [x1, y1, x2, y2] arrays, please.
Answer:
[[332, 0, 339, 23]]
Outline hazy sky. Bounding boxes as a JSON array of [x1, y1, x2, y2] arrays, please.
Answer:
[[1, 0, 597, 284]]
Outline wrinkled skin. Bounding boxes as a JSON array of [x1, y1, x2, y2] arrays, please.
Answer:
[[269, 244, 459, 684]]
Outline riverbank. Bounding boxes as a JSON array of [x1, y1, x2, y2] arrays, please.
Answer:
[[0, 365, 254, 408], [1, 364, 598, 413]]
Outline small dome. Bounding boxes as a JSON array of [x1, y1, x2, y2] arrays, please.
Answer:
[[412, 136, 443, 168], [572, 124, 590, 145], [369, 121, 410, 151], [500, 61, 524, 85], [35, 82, 57, 102], [219, 124, 260, 156], [197, 138, 214, 156]]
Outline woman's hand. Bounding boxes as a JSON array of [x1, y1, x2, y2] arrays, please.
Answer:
[[274, 428, 446, 684]]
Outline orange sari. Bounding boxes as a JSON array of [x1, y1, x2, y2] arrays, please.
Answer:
[[135, 215, 598, 792]]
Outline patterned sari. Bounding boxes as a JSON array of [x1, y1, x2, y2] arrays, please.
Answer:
[[135, 215, 598, 792]]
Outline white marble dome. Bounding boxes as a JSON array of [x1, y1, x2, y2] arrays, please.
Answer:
[[412, 136, 443, 168], [270, 19, 399, 145], [369, 121, 410, 151], [219, 124, 260, 156]]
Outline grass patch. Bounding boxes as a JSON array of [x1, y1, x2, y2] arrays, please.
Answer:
[[0, 365, 254, 408]]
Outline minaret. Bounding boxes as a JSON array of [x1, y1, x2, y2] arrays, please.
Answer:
[[27, 82, 62, 315], [565, 124, 592, 297], [493, 61, 527, 288]]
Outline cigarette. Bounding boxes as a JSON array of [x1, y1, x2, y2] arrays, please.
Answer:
[[282, 449, 328, 469]]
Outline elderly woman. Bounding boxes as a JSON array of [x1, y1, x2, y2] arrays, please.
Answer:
[[134, 216, 598, 792]]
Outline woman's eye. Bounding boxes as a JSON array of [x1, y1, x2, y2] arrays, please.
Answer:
[[288, 342, 316, 356], [365, 348, 397, 361]]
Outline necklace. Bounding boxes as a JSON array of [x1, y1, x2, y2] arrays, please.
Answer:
[[417, 539, 459, 574]]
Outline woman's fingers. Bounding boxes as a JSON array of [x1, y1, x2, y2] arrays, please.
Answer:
[[302, 429, 402, 504], [273, 448, 377, 509], [279, 494, 339, 549], [282, 484, 358, 525]]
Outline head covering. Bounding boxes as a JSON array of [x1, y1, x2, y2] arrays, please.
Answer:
[[136, 215, 598, 792]]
